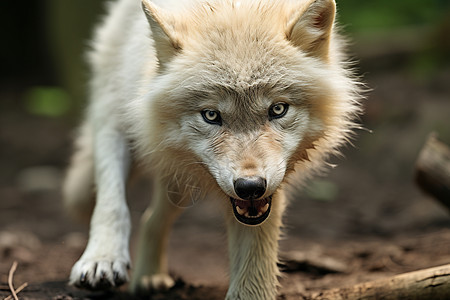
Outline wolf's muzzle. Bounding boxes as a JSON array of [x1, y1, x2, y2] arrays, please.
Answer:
[[231, 176, 271, 226]]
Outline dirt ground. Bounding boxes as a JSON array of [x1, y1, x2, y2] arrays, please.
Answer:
[[1, 55, 450, 298]]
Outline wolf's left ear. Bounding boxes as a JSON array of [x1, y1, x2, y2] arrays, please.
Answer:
[[286, 0, 336, 61], [142, 0, 182, 67]]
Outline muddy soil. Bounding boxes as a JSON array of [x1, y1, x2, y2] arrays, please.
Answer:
[[1, 63, 450, 298]]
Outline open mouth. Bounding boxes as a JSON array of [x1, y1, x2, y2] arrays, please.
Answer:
[[230, 196, 272, 226]]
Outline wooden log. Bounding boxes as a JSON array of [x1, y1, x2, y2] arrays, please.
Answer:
[[415, 133, 450, 210], [310, 264, 450, 300]]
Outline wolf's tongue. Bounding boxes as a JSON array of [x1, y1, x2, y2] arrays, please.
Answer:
[[235, 199, 269, 216]]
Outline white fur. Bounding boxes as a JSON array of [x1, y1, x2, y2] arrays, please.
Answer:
[[64, 0, 362, 298]]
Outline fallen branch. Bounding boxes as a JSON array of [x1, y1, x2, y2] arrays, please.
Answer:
[[4, 261, 27, 300], [4, 283, 28, 300], [310, 264, 450, 300], [7, 261, 19, 300]]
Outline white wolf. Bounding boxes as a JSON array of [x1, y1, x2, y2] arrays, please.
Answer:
[[63, 0, 362, 298]]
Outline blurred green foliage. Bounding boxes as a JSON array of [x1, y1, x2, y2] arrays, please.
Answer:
[[24, 87, 71, 118], [337, 0, 450, 79], [338, 0, 450, 33]]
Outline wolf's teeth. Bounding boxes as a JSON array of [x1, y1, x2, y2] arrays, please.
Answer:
[[236, 206, 246, 216], [235, 201, 270, 219]]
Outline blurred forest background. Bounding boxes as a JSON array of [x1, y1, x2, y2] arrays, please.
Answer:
[[1, 0, 449, 124], [1, 0, 450, 299]]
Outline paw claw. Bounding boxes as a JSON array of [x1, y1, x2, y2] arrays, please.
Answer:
[[80, 273, 87, 284], [112, 271, 125, 286], [70, 258, 129, 290]]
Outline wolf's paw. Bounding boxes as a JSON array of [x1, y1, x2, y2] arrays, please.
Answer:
[[69, 257, 130, 290], [131, 273, 175, 294]]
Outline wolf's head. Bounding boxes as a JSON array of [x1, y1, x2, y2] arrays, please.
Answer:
[[134, 0, 361, 226]]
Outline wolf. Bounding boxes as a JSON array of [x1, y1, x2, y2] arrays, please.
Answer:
[[63, 0, 362, 298]]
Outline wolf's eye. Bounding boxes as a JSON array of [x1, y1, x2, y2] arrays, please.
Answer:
[[268, 103, 289, 120], [201, 109, 222, 125]]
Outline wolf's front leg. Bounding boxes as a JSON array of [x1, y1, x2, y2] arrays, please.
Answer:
[[130, 179, 183, 293], [69, 126, 131, 290], [226, 191, 286, 300]]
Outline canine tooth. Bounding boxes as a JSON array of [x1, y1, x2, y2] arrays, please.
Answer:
[[236, 206, 246, 215], [261, 203, 269, 214]]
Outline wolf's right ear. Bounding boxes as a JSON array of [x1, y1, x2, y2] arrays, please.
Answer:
[[142, 0, 182, 67]]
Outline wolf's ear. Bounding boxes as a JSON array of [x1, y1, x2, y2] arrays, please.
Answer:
[[286, 0, 336, 61], [142, 0, 182, 67]]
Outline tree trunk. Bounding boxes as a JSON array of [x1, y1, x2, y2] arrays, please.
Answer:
[[415, 132, 450, 211]]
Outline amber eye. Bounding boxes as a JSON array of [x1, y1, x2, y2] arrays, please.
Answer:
[[201, 109, 222, 125], [268, 103, 289, 120]]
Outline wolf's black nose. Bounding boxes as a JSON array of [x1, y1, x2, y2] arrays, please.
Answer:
[[234, 177, 266, 200]]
